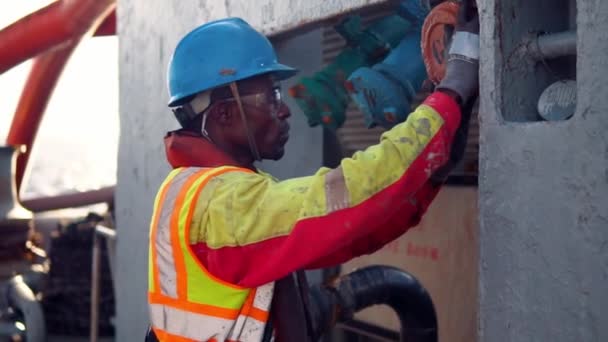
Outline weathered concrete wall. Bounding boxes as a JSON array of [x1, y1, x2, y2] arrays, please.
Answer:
[[194, 0, 388, 36], [478, 0, 608, 340], [116, 1, 323, 340]]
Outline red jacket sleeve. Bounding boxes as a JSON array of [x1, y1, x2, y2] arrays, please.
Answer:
[[304, 181, 441, 269], [189, 92, 461, 287]]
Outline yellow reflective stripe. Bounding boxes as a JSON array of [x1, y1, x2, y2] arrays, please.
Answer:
[[176, 167, 250, 309], [148, 250, 154, 293], [149, 168, 183, 294], [344, 105, 446, 206], [149, 302, 233, 341], [149, 292, 242, 319], [172, 169, 213, 299], [184, 256, 249, 310], [150, 166, 274, 342], [187, 176, 224, 245], [154, 168, 201, 298]]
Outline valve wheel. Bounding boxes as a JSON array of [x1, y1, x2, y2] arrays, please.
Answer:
[[421, 1, 460, 85]]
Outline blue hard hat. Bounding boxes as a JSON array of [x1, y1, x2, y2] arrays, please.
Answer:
[[167, 17, 298, 107]]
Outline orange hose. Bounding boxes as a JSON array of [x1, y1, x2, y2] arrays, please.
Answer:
[[0, 0, 116, 75], [21, 186, 115, 212], [6, 42, 79, 193], [94, 10, 116, 36], [4, 0, 116, 194]]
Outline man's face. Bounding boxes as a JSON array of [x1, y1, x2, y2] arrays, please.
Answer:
[[230, 75, 291, 160]]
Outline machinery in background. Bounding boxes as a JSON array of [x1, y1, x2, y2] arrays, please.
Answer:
[[346, 27, 428, 129], [0, 146, 116, 341], [0, 145, 45, 342], [288, 0, 470, 130], [345, 0, 430, 129], [288, 1, 430, 130]]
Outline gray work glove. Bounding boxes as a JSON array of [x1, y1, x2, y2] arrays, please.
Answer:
[[431, 0, 479, 184], [436, 0, 480, 104]]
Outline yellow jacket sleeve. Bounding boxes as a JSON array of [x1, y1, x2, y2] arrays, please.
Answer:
[[188, 91, 461, 287]]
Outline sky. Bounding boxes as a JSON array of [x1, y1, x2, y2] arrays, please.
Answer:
[[0, 2, 119, 198]]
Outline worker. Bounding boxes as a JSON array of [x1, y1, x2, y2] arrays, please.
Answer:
[[146, 2, 479, 341]]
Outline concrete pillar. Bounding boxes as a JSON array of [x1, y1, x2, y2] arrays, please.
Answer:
[[115, 1, 323, 340], [478, 0, 608, 340]]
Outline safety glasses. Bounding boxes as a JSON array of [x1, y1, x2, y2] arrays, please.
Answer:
[[200, 83, 283, 162], [216, 85, 283, 118]]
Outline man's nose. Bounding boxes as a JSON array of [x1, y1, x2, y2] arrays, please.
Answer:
[[276, 102, 291, 120]]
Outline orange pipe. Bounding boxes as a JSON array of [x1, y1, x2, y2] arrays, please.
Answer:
[[6, 42, 79, 194], [21, 186, 115, 213], [0, 0, 116, 75], [4, 0, 116, 194], [94, 10, 117, 36]]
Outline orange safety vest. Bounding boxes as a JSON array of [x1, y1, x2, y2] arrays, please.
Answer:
[[148, 166, 274, 342]]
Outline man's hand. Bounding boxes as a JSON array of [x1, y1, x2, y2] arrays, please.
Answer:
[[430, 0, 479, 184], [436, 0, 480, 105]]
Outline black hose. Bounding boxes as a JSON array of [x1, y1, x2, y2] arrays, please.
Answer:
[[310, 265, 437, 342]]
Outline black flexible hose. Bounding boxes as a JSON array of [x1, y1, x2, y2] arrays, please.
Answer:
[[310, 265, 437, 342]]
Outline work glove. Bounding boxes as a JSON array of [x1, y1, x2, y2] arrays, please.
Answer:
[[436, 0, 480, 105], [431, 0, 479, 184]]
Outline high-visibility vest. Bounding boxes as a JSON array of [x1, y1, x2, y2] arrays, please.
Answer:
[[148, 166, 274, 342]]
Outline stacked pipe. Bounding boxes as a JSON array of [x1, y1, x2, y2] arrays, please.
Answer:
[[41, 214, 115, 337]]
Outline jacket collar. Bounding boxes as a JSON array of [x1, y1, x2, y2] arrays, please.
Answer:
[[164, 130, 239, 169]]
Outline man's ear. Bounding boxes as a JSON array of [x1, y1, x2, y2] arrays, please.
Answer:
[[210, 103, 233, 126]]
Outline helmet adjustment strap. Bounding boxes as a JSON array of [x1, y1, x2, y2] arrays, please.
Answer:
[[200, 112, 212, 142], [230, 82, 262, 162]]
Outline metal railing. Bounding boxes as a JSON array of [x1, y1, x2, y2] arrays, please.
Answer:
[[90, 224, 117, 342]]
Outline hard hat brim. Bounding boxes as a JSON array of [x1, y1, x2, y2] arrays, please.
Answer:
[[268, 63, 299, 82], [168, 63, 298, 107]]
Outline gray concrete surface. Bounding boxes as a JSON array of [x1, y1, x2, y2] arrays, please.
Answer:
[[478, 0, 608, 340], [115, 1, 324, 340]]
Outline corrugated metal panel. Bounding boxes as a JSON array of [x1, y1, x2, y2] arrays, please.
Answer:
[[321, 7, 479, 177]]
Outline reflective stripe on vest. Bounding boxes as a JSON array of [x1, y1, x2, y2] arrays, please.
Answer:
[[148, 166, 274, 341]]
